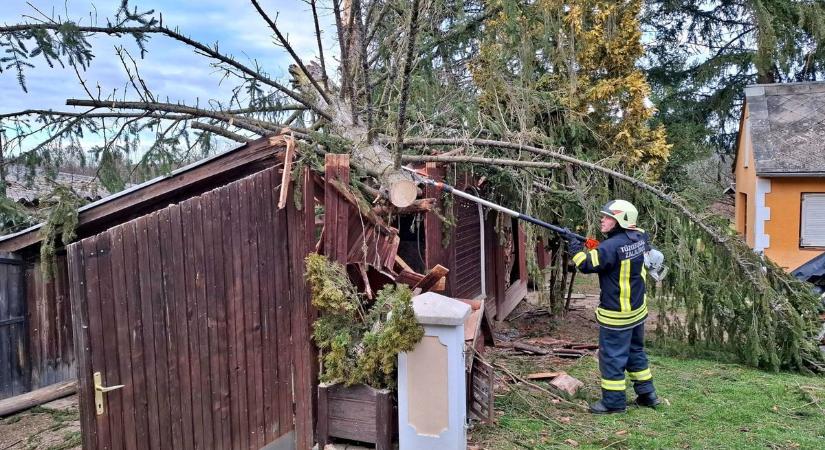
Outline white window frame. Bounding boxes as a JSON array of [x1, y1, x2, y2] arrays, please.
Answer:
[[800, 193, 825, 248]]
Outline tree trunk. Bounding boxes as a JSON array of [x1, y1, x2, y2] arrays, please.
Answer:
[[0, 380, 77, 417]]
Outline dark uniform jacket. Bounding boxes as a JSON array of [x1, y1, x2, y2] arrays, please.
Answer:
[[572, 228, 649, 330]]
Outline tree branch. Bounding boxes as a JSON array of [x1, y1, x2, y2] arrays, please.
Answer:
[[402, 154, 561, 169], [250, 0, 331, 105], [400, 136, 764, 289], [191, 122, 252, 143], [0, 22, 332, 120], [393, 0, 422, 169], [65, 99, 273, 135], [309, 0, 329, 90]]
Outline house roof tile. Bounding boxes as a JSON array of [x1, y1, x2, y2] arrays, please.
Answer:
[[744, 81, 825, 176]]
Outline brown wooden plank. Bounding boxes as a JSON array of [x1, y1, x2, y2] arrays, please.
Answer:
[[493, 218, 507, 321], [11, 261, 30, 396], [81, 235, 112, 450], [334, 156, 350, 265], [145, 213, 174, 449], [517, 224, 528, 282], [0, 137, 285, 253], [323, 154, 340, 264], [157, 208, 184, 450], [134, 216, 162, 450], [286, 169, 313, 450], [302, 165, 320, 439], [24, 265, 40, 390], [180, 200, 206, 450], [220, 185, 243, 449], [191, 196, 216, 449], [168, 205, 196, 450], [107, 226, 139, 450], [96, 230, 126, 449], [67, 241, 97, 450], [0, 263, 11, 398], [257, 168, 279, 442], [242, 176, 265, 448], [121, 222, 151, 448], [499, 280, 529, 321], [424, 163, 448, 271], [271, 169, 294, 435], [198, 194, 223, 450], [228, 182, 250, 450], [251, 175, 267, 448], [208, 189, 232, 450]]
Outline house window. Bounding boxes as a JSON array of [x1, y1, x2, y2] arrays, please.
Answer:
[[801, 193, 825, 248]]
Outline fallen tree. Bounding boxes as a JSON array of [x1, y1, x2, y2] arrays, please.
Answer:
[[0, 0, 822, 373]]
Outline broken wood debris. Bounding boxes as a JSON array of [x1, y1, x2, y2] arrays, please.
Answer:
[[497, 338, 597, 359], [412, 264, 449, 295], [525, 372, 563, 381]]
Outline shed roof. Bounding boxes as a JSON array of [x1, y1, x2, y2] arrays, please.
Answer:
[[5, 165, 110, 205], [744, 82, 825, 177], [0, 136, 285, 254]]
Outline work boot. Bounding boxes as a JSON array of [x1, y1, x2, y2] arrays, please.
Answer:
[[589, 400, 626, 415], [635, 392, 660, 408]]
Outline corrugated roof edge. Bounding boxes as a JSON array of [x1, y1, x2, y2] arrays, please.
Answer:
[[0, 137, 269, 243]]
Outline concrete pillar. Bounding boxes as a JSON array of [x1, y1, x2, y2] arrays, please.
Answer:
[[398, 292, 471, 450]]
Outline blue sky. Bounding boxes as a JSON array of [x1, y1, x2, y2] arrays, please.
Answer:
[[0, 0, 337, 153]]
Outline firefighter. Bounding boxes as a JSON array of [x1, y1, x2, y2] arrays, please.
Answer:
[[566, 199, 659, 414]]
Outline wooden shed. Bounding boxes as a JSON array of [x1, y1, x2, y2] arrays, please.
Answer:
[[0, 137, 320, 449], [0, 135, 528, 448]]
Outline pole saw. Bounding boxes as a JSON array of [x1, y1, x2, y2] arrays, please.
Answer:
[[401, 166, 599, 250], [402, 166, 668, 281]]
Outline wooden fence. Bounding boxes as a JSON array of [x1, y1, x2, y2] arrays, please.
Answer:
[[0, 254, 27, 399], [68, 165, 315, 450]]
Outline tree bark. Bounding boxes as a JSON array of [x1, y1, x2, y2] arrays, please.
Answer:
[[0, 380, 77, 417]]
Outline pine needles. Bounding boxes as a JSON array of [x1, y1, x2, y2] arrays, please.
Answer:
[[305, 253, 424, 388]]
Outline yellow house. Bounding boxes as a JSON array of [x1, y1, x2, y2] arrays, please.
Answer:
[[734, 82, 825, 274]]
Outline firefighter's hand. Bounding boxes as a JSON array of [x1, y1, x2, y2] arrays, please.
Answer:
[[564, 231, 584, 254]]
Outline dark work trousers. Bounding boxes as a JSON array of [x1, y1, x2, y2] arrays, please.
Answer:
[[598, 322, 656, 409]]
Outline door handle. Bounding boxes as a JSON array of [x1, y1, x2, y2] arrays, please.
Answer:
[[94, 372, 124, 415]]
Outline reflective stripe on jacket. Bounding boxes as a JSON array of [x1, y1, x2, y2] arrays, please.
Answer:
[[573, 229, 648, 329]]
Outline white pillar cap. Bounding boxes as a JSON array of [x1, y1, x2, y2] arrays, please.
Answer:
[[411, 292, 471, 326]]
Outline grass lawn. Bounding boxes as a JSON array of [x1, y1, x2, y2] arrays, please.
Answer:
[[470, 354, 825, 449]]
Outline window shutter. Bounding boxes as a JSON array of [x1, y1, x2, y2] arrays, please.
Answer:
[[801, 194, 825, 247]]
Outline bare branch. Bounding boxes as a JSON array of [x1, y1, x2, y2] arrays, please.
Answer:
[[0, 22, 332, 120], [393, 0, 422, 169], [250, 0, 331, 105], [0, 109, 189, 120], [65, 99, 273, 135], [191, 122, 252, 143], [309, 0, 329, 90], [401, 154, 561, 169]]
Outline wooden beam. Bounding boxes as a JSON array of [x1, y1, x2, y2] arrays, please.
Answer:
[[0, 380, 77, 417], [412, 264, 449, 294]]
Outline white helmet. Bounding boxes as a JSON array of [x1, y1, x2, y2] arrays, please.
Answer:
[[600, 199, 638, 230]]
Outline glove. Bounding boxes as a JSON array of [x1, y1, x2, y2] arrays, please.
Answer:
[[563, 229, 584, 254]]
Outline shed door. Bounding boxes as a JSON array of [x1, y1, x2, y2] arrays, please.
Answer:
[[67, 166, 314, 450], [0, 253, 28, 400]]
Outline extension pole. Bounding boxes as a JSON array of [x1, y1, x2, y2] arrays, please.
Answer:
[[401, 167, 587, 242]]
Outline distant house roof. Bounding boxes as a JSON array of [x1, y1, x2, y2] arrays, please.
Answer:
[[4, 165, 110, 206], [743, 82, 825, 177], [0, 136, 284, 253]]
